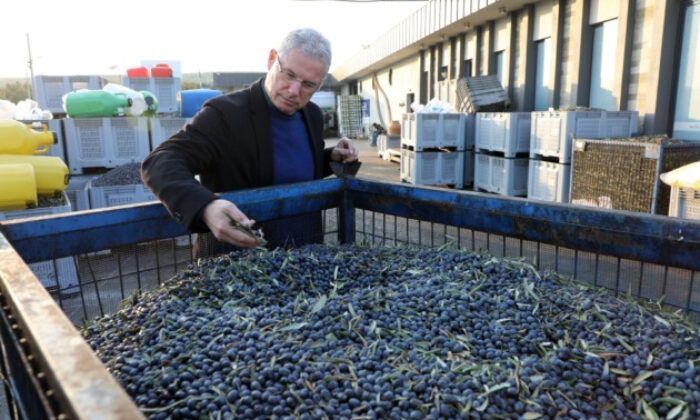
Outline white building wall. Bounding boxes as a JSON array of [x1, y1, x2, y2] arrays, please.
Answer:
[[627, 0, 655, 122], [559, 0, 575, 107]]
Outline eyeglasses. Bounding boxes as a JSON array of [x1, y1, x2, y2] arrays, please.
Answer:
[[275, 55, 321, 93]]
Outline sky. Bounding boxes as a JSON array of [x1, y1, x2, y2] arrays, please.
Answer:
[[1, 0, 426, 79]]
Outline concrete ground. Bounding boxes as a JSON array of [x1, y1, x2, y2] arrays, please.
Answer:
[[325, 136, 401, 182]]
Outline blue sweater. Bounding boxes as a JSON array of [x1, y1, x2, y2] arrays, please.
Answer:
[[270, 108, 314, 184]]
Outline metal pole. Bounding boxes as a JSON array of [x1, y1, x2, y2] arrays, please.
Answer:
[[26, 33, 35, 100]]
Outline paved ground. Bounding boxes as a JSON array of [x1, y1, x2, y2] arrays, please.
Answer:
[[325, 136, 401, 182]]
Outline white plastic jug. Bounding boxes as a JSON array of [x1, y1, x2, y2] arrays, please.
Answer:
[[103, 83, 147, 117]]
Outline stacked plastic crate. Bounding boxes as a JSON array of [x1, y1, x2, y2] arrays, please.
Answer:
[[474, 112, 531, 196], [529, 110, 639, 203], [33, 75, 106, 115], [377, 134, 400, 162], [669, 187, 700, 220], [149, 117, 190, 151], [0, 194, 79, 294], [337, 96, 363, 138], [399, 113, 473, 188], [121, 77, 180, 115]]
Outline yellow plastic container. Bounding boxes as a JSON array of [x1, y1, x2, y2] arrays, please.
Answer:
[[0, 120, 57, 155], [0, 164, 38, 211], [0, 155, 69, 196]]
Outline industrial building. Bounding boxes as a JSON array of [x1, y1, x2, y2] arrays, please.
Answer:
[[330, 0, 699, 141]]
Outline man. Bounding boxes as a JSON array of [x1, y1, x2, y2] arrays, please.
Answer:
[[141, 28, 358, 256]]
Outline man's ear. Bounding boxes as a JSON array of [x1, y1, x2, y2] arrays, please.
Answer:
[[267, 49, 277, 70]]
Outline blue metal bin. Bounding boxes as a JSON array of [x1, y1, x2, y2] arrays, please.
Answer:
[[0, 178, 699, 418]]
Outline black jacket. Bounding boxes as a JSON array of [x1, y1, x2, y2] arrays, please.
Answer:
[[142, 78, 334, 234]]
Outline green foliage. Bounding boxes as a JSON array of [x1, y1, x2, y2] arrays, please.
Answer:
[[0, 81, 32, 104], [180, 81, 203, 90]]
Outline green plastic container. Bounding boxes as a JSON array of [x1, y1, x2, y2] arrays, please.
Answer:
[[141, 91, 159, 116], [63, 90, 132, 118]]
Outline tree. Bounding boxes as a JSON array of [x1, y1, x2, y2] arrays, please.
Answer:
[[0, 81, 32, 104]]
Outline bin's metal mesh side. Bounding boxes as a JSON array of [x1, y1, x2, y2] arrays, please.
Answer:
[[46, 210, 340, 325], [44, 207, 698, 326], [571, 141, 700, 215], [354, 209, 700, 318]]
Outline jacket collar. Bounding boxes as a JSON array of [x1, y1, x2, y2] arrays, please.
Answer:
[[249, 78, 321, 184]]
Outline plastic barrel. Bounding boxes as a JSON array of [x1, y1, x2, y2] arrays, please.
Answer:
[[0, 155, 69, 196], [63, 90, 132, 118], [179, 89, 223, 118], [0, 120, 57, 155], [0, 163, 38, 210]]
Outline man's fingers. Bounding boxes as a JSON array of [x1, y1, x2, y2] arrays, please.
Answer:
[[202, 199, 259, 248]]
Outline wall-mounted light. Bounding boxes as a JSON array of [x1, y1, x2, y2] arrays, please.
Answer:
[[464, 22, 471, 29], [439, 34, 446, 41], [498, 7, 507, 14]]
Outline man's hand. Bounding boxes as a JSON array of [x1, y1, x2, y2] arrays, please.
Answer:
[[201, 199, 260, 248], [331, 138, 358, 163]]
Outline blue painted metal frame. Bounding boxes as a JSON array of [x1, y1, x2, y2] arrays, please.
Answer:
[[1, 177, 699, 271], [1, 179, 344, 263], [345, 179, 700, 272]]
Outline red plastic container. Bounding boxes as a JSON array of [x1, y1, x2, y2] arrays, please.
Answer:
[[151, 64, 173, 78], [126, 67, 149, 78]]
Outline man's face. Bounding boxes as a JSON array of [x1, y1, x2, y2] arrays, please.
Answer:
[[265, 48, 326, 115]]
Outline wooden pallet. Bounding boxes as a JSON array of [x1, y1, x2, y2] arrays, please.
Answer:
[[379, 148, 401, 163]]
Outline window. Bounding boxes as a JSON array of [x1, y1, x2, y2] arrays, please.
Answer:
[[495, 51, 505, 88], [535, 38, 552, 110], [673, 3, 700, 140], [589, 19, 618, 110], [438, 43, 449, 81], [461, 59, 473, 78]]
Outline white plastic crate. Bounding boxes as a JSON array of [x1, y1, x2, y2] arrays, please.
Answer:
[[150, 117, 189, 150], [463, 150, 474, 187], [0, 193, 79, 294], [669, 187, 700, 220], [400, 149, 464, 187], [474, 153, 529, 196], [19, 119, 66, 162], [401, 113, 473, 150], [530, 110, 639, 163], [63, 117, 150, 174], [121, 77, 181, 113], [475, 112, 531, 157], [441, 113, 475, 150], [527, 159, 571, 202], [65, 175, 95, 211], [33, 75, 105, 114], [378, 134, 400, 160], [87, 181, 156, 209]]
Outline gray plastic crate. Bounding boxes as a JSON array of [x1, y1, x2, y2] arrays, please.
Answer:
[[401, 113, 473, 150], [378, 134, 400, 160], [530, 110, 639, 163], [33, 75, 105, 114], [63, 117, 150, 174], [121, 77, 181, 114], [527, 159, 571, 203], [87, 181, 156, 209], [463, 149, 474, 187], [456, 75, 511, 113], [0, 193, 79, 293], [474, 153, 529, 196], [149, 117, 189, 150], [65, 175, 95, 211], [475, 112, 531, 157], [669, 187, 700, 220], [400, 149, 464, 187]]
